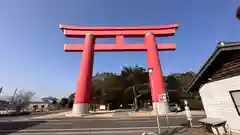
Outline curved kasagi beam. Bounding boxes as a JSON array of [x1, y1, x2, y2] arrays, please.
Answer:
[[59, 24, 179, 38], [60, 24, 179, 30]]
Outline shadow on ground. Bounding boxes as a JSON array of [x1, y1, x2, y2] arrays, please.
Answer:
[[0, 121, 47, 135], [89, 111, 114, 115], [114, 109, 133, 112], [161, 127, 187, 135], [160, 127, 206, 135], [0, 112, 30, 117]]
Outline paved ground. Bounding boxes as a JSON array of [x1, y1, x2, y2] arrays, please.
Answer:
[[60, 109, 205, 118], [0, 116, 205, 135], [0, 109, 70, 121]]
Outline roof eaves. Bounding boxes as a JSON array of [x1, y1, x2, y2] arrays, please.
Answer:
[[186, 43, 226, 92], [186, 41, 240, 92]]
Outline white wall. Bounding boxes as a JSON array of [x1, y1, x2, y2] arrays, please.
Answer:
[[200, 75, 240, 132]]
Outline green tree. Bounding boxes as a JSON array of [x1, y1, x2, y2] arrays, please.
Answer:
[[67, 93, 75, 108], [165, 75, 180, 90], [92, 72, 124, 109], [120, 66, 150, 111], [66, 69, 197, 110], [165, 72, 196, 91], [164, 72, 197, 103], [60, 98, 68, 108]]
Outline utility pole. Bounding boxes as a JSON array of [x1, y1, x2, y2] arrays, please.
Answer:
[[0, 87, 3, 94], [148, 68, 161, 135], [11, 88, 18, 104]]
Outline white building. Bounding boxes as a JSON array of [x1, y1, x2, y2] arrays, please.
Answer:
[[27, 101, 50, 112], [187, 42, 240, 133]]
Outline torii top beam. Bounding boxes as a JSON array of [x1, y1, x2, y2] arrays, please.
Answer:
[[60, 24, 179, 52], [60, 24, 178, 38]]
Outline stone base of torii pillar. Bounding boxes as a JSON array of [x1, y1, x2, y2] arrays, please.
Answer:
[[72, 104, 90, 116], [66, 104, 90, 117]]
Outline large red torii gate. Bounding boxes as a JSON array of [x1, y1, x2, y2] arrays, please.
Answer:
[[60, 24, 179, 116]]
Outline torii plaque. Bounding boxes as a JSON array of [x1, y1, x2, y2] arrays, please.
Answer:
[[60, 24, 179, 116]]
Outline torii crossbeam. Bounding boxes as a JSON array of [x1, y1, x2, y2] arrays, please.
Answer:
[[60, 24, 179, 116]]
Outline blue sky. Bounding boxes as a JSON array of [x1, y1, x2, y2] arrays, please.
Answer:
[[0, 0, 240, 100]]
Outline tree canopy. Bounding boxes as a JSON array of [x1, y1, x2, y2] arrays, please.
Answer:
[[65, 66, 197, 110]]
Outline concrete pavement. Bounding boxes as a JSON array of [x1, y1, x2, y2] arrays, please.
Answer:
[[30, 109, 205, 119], [0, 109, 207, 134], [0, 116, 205, 135], [127, 110, 205, 117]]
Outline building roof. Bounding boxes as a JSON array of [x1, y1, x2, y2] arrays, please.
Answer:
[[187, 41, 240, 92], [29, 101, 49, 104]]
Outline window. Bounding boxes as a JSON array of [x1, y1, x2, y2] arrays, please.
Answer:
[[33, 105, 38, 111], [230, 90, 240, 116]]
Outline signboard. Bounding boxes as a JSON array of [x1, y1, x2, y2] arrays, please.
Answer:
[[160, 94, 168, 102], [99, 105, 106, 110], [184, 100, 188, 105]]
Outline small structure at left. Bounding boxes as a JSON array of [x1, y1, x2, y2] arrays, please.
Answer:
[[0, 99, 51, 116], [26, 101, 51, 112]]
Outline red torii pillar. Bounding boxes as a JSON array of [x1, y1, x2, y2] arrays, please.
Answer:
[[60, 24, 179, 116]]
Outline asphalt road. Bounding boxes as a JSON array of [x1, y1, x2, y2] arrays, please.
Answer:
[[0, 116, 204, 135]]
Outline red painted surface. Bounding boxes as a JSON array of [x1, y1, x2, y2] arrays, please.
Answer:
[[60, 24, 178, 38], [64, 44, 176, 52], [74, 34, 95, 104], [60, 24, 178, 31], [63, 29, 176, 38], [116, 35, 124, 45], [145, 33, 166, 102], [60, 24, 178, 106]]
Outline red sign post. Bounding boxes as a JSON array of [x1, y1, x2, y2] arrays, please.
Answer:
[[60, 24, 179, 116]]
